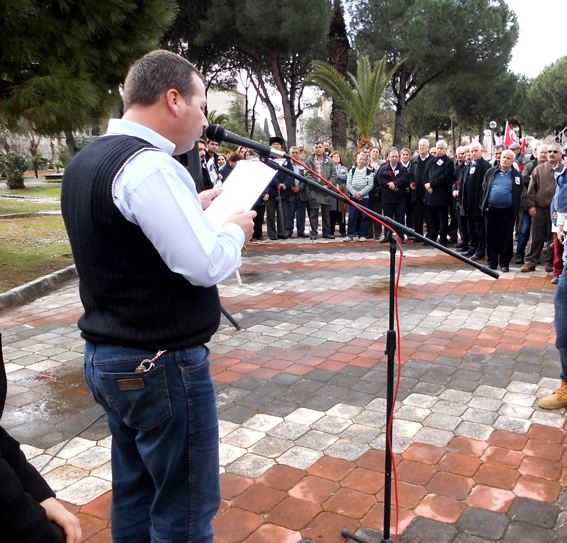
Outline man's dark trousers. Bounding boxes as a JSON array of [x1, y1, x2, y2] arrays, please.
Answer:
[[485, 206, 514, 269]]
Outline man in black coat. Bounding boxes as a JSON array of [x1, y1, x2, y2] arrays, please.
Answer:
[[266, 137, 294, 240], [423, 140, 455, 246], [0, 335, 82, 543], [459, 142, 492, 260], [409, 139, 434, 239], [377, 147, 410, 242]]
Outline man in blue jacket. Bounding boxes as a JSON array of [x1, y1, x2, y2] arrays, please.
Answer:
[[480, 149, 523, 272]]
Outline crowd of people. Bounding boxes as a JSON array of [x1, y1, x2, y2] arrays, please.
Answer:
[[198, 135, 567, 278]]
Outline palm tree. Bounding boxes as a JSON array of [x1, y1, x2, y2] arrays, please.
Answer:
[[305, 56, 402, 143]]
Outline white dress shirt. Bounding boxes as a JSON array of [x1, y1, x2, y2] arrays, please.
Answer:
[[106, 119, 244, 288]]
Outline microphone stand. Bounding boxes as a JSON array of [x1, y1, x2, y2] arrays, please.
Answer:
[[257, 153, 498, 543]]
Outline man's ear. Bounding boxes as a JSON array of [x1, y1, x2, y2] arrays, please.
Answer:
[[165, 88, 181, 118]]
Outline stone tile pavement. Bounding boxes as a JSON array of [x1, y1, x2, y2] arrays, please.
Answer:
[[1, 237, 567, 542]]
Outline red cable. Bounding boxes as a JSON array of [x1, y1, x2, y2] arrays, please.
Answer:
[[291, 156, 404, 541]]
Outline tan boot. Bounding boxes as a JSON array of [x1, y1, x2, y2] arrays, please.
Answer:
[[539, 380, 567, 409]]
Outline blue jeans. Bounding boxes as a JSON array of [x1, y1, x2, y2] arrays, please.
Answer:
[[556, 279, 567, 383], [84, 343, 220, 543], [516, 211, 531, 258], [347, 197, 370, 237]]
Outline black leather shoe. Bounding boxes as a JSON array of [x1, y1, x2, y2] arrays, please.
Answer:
[[298, 233, 309, 238], [501, 266, 509, 272], [515, 257, 524, 264], [470, 253, 485, 261], [323, 233, 336, 239], [463, 250, 475, 257], [269, 237, 277, 241], [380, 236, 389, 243], [457, 246, 469, 253], [310, 233, 318, 240]]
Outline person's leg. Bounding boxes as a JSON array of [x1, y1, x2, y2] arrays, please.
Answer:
[[426, 205, 439, 241], [286, 200, 296, 236], [347, 205, 359, 237], [484, 212, 498, 269], [540, 277, 567, 408], [308, 202, 320, 236], [329, 210, 338, 235], [358, 198, 371, 238], [266, 198, 277, 239], [525, 207, 545, 269], [554, 233, 565, 278], [297, 200, 307, 235], [373, 197, 383, 239], [516, 211, 531, 261], [322, 204, 332, 236], [438, 205, 449, 246], [458, 214, 469, 250], [367, 194, 375, 239], [544, 212, 554, 267], [252, 205, 264, 239], [500, 207, 515, 268], [413, 198, 424, 236], [466, 216, 478, 255], [475, 214, 486, 256]]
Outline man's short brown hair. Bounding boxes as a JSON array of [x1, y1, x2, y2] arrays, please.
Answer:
[[122, 50, 204, 111]]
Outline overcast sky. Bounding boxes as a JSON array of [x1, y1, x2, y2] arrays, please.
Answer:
[[507, 0, 567, 78]]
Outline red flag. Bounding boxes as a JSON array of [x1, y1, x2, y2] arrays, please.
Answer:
[[504, 121, 519, 147], [520, 138, 526, 153]]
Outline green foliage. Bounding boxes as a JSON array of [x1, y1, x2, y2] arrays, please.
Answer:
[[520, 57, 567, 138], [303, 114, 331, 148], [207, 110, 230, 126], [0, 0, 177, 136], [1, 151, 29, 189], [349, 0, 519, 146], [174, 0, 332, 145], [305, 56, 401, 141], [57, 135, 95, 167]]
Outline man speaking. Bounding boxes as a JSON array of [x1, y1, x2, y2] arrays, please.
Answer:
[[61, 50, 255, 543]]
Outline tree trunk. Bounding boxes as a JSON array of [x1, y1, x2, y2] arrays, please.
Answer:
[[65, 131, 78, 158], [49, 141, 55, 169], [328, 0, 349, 148], [393, 68, 408, 148], [451, 117, 456, 154], [478, 123, 484, 146], [270, 47, 297, 147], [330, 104, 348, 148], [394, 100, 406, 149], [408, 133, 412, 149]]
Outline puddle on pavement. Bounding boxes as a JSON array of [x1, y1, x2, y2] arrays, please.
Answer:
[[364, 278, 413, 296], [4, 368, 94, 429]]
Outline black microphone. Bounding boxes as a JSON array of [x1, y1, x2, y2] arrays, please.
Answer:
[[205, 125, 290, 159]]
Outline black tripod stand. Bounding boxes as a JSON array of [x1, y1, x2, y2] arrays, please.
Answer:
[[258, 154, 498, 543]]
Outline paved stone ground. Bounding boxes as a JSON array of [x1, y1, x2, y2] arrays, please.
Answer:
[[2, 237, 567, 543]]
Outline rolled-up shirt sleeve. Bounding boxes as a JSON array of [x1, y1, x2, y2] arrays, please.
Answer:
[[114, 151, 244, 288]]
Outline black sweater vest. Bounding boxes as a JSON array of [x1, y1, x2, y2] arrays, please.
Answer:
[[61, 135, 221, 349]]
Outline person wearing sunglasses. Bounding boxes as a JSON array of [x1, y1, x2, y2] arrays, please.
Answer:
[[521, 142, 564, 273]]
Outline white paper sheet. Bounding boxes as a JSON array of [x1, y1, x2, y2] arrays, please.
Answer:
[[204, 159, 277, 230]]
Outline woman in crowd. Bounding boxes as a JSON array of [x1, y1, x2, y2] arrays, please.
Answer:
[[344, 152, 374, 242], [330, 151, 348, 236], [217, 153, 227, 168]]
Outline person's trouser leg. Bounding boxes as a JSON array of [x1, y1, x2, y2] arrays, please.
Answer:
[[297, 200, 306, 235], [412, 197, 424, 236], [516, 211, 531, 259], [475, 214, 486, 255], [372, 197, 383, 238], [357, 198, 371, 237], [286, 200, 296, 235], [555, 278, 567, 382], [266, 198, 277, 238], [252, 204, 265, 239], [321, 204, 332, 235], [347, 204, 359, 237], [485, 212, 498, 268], [500, 207, 515, 267], [84, 343, 220, 543], [426, 205, 439, 241], [438, 205, 449, 246], [367, 194, 375, 238], [458, 214, 469, 249], [308, 202, 320, 235], [525, 206, 547, 268], [554, 233, 565, 277]]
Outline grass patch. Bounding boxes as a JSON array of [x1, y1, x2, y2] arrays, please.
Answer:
[[0, 215, 73, 293], [0, 185, 62, 198], [0, 199, 61, 215]]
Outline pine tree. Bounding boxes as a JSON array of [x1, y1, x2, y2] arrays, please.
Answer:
[[0, 0, 176, 153]]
